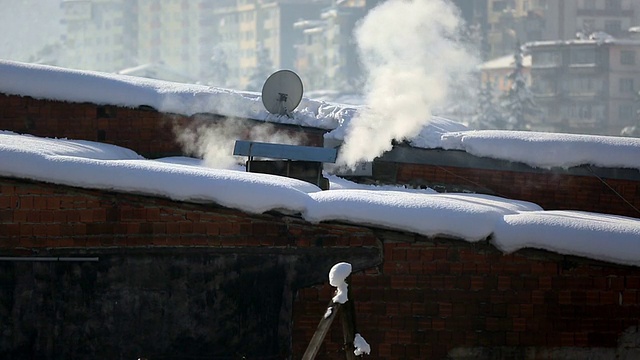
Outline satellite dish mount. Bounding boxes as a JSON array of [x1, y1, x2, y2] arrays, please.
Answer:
[[262, 70, 303, 118]]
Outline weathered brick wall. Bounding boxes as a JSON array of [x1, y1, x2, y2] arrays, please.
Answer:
[[395, 163, 640, 219], [4, 92, 639, 219], [0, 177, 380, 358], [3, 93, 640, 358], [0, 177, 374, 250], [2, 178, 640, 359], [0, 93, 326, 158], [292, 234, 640, 359]]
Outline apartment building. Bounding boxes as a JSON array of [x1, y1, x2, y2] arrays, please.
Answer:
[[483, 0, 547, 59], [483, 0, 640, 59], [527, 38, 640, 135], [207, 1, 239, 87], [545, 0, 640, 40], [479, 52, 532, 95], [60, 0, 137, 72], [293, 0, 382, 91], [136, 0, 235, 83]]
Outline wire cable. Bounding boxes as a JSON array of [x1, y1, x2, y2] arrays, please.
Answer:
[[587, 166, 640, 216]]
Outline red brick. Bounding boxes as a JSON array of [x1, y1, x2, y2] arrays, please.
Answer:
[[0, 185, 15, 195], [0, 224, 20, 237], [33, 197, 47, 209], [17, 196, 34, 209], [513, 317, 526, 332], [0, 195, 12, 209]]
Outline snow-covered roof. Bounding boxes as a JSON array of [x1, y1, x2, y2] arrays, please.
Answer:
[[479, 54, 532, 70], [118, 62, 197, 83], [1, 60, 640, 266], [526, 37, 640, 48], [1, 59, 640, 172], [439, 130, 640, 170], [1, 130, 639, 267], [0, 59, 349, 131]]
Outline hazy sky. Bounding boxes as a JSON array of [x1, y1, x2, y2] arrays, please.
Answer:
[[0, 0, 63, 61]]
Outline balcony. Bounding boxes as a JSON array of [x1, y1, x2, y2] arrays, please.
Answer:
[[531, 64, 561, 72], [576, 8, 634, 17], [567, 63, 602, 74]]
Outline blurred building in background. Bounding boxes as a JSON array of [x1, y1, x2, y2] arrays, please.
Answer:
[[35, 0, 640, 136], [479, 52, 532, 95], [293, 0, 379, 91], [527, 37, 640, 135], [60, 0, 137, 72], [481, 0, 640, 59]]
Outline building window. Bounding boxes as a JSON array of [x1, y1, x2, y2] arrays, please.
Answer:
[[571, 76, 595, 92], [492, 1, 507, 12], [619, 104, 634, 120], [621, 50, 636, 65], [605, 0, 621, 10], [604, 20, 622, 34], [533, 51, 561, 66], [584, 0, 596, 10], [569, 103, 593, 119], [582, 18, 595, 32], [620, 78, 634, 93], [570, 48, 597, 64]]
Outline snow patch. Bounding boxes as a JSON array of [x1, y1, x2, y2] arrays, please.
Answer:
[[329, 262, 352, 304], [354, 333, 371, 356]]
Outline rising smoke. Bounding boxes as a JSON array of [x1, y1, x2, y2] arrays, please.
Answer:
[[337, 0, 479, 168], [174, 118, 306, 169]]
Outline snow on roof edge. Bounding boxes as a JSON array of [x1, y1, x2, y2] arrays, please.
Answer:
[[3, 59, 640, 173], [0, 59, 349, 131]]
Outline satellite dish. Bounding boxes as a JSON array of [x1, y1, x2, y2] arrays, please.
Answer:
[[261, 70, 303, 117]]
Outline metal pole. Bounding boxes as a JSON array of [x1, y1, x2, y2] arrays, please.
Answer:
[[0, 257, 99, 262]]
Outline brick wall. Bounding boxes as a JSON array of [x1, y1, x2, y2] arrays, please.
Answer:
[[2, 177, 640, 358], [3, 93, 640, 358], [0, 177, 381, 358], [3, 92, 639, 220], [383, 163, 640, 218], [394, 162, 640, 219], [0, 177, 374, 250], [292, 234, 640, 359], [0, 93, 326, 158]]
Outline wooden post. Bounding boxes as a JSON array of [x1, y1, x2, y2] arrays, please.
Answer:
[[302, 301, 342, 360], [340, 276, 357, 360], [303, 276, 361, 360]]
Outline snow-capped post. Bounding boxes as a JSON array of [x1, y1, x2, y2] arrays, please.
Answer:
[[330, 262, 359, 360], [329, 262, 352, 304], [303, 262, 370, 359]]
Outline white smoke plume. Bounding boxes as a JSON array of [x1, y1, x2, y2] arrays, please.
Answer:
[[337, 0, 479, 167], [174, 117, 307, 169]]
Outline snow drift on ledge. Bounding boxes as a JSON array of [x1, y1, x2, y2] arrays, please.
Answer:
[[1, 131, 640, 267]]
